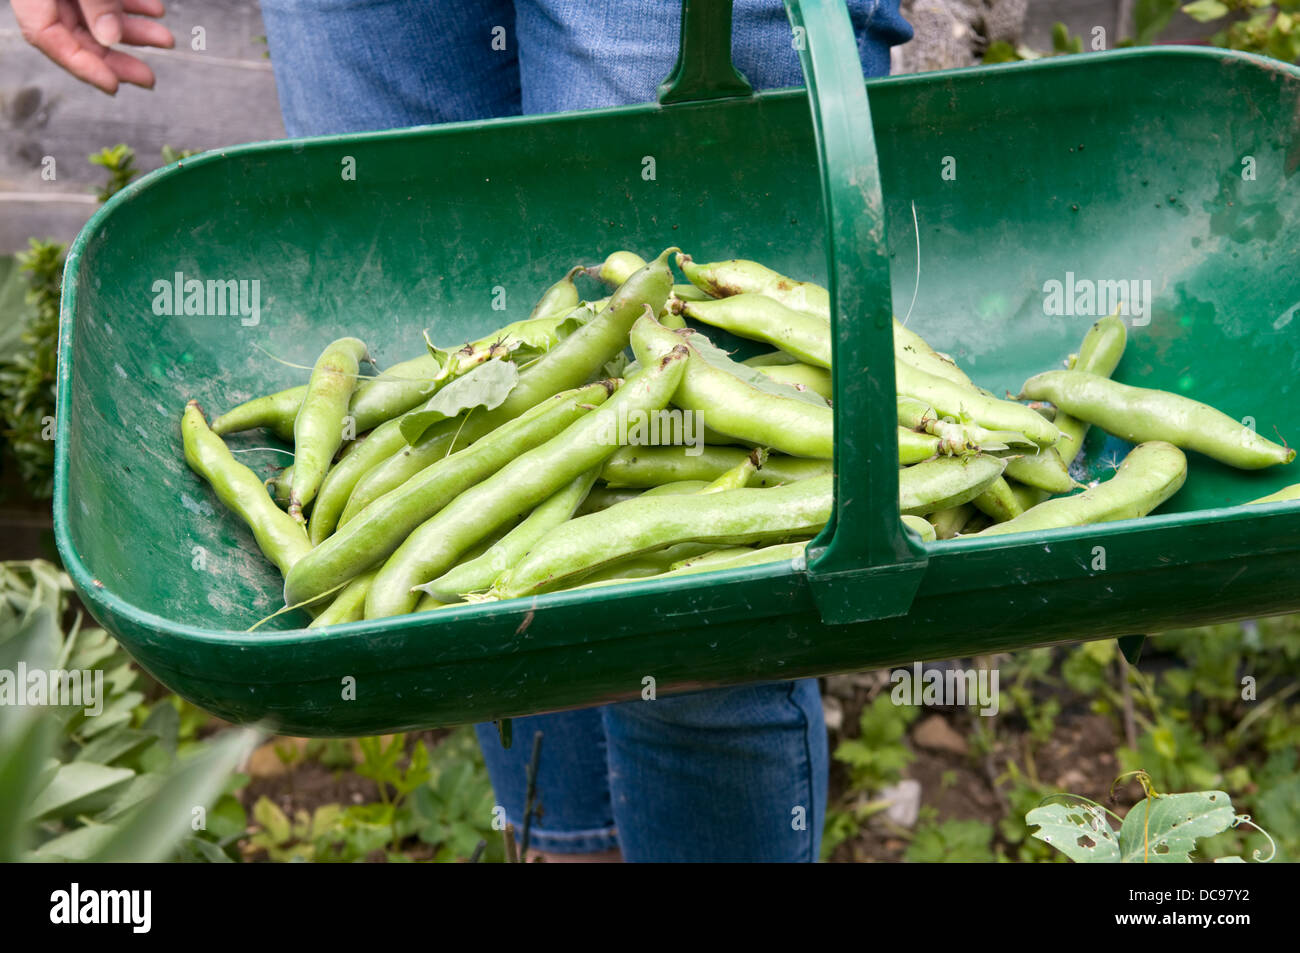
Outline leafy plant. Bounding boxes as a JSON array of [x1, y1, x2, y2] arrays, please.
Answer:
[[983, 22, 1086, 63], [88, 145, 138, 203], [1027, 771, 1274, 862], [832, 694, 918, 792], [0, 560, 258, 861], [1183, 0, 1300, 62], [905, 810, 997, 863], [0, 239, 62, 499], [821, 694, 918, 859], [244, 727, 501, 863]]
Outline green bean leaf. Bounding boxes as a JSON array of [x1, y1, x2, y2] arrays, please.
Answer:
[[688, 332, 830, 408], [399, 358, 520, 444]]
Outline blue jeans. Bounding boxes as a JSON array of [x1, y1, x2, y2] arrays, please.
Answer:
[[260, 0, 911, 861], [261, 0, 911, 135]]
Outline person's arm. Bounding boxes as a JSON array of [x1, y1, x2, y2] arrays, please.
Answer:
[[10, 0, 174, 94]]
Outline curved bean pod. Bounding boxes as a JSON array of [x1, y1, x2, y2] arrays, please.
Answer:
[[290, 337, 369, 521], [677, 254, 829, 320], [364, 345, 690, 618], [971, 477, 1024, 523], [575, 540, 813, 591], [927, 504, 976, 540], [977, 441, 1187, 536], [594, 250, 647, 287], [348, 353, 444, 430], [307, 569, 376, 628], [901, 514, 938, 542], [593, 250, 705, 315], [898, 427, 942, 465], [572, 542, 720, 587], [893, 320, 975, 388], [494, 475, 832, 599], [528, 265, 583, 321], [283, 382, 615, 606], [211, 385, 306, 442], [181, 402, 310, 576], [898, 454, 1008, 516], [895, 360, 1061, 449], [308, 416, 409, 544], [416, 468, 599, 601], [631, 316, 833, 458], [1052, 312, 1128, 465], [676, 294, 831, 368], [755, 363, 832, 400], [344, 248, 680, 516], [212, 355, 443, 443], [1022, 371, 1294, 469], [702, 448, 767, 492], [1247, 484, 1300, 505], [1003, 450, 1078, 495], [600, 445, 831, 488]]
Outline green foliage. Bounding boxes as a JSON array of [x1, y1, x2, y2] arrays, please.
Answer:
[[982, 22, 1085, 63], [0, 560, 257, 862], [821, 695, 918, 859], [246, 728, 502, 863], [1027, 773, 1274, 862], [0, 240, 62, 499], [1134, 0, 1184, 44], [990, 2, 1300, 64], [0, 145, 194, 500], [905, 811, 997, 863], [833, 694, 918, 792], [996, 762, 1066, 863], [161, 145, 198, 165], [88, 145, 138, 203]]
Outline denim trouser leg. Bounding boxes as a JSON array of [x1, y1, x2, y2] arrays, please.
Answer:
[[260, 0, 523, 136], [259, 0, 912, 861]]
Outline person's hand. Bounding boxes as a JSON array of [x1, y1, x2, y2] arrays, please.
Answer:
[[11, 0, 175, 94]]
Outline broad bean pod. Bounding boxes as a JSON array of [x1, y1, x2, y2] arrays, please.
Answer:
[[599, 445, 831, 487], [283, 381, 615, 606], [364, 344, 690, 618], [1022, 371, 1294, 469], [343, 248, 679, 515], [676, 294, 831, 368], [898, 454, 1008, 516], [181, 402, 310, 576], [895, 360, 1061, 449], [494, 475, 832, 599], [290, 337, 369, 521], [307, 569, 376, 628], [677, 254, 829, 320], [417, 468, 599, 601], [631, 316, 833, 458], [977, 441, 1187, 535]]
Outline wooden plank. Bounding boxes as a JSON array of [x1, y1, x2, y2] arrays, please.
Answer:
[[0, 197, 98, 253], [0, 26, 284, 196]]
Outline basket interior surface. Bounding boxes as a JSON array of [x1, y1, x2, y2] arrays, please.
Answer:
[[57, 49, 1300, 637]]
